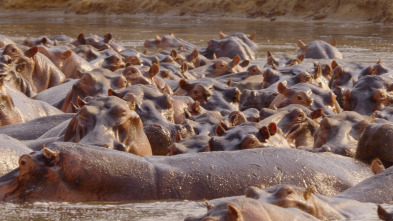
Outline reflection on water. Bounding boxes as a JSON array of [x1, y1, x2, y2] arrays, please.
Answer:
[[0, 12, 393, 220], [1, 201, 206, 221]]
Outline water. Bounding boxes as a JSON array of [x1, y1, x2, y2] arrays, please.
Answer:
[[0, 11, 393, 220]]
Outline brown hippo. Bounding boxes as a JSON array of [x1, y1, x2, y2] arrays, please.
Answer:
[[298, 39, 343, 59], [0, 143, 373, 202], [63, 95, 152, 156], [184, 197, 318, 221], [61, 68, 127, 113], [245, 184, 377, 220], [336, 165, 393, 204], [355, 122, 393, 167], [313, 111, 372, 157], [0, 134, 32, 176], [144, 33, 198, 50], [343, 75, 393, 116]]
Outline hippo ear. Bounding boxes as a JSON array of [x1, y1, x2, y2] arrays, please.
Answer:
[[331, 39, 337, 47], [311, 108, 324, 119], [148, 63, 159, 78], [77, 33, 86, 45], [155, 35, 162, 42], [215, 124, 226, 136], [378, 205, 390, 221], [108, 88, 119, 97], [43, 146, 60, 164], [188, 49, 199, 61], [267, 50, 272, 58], [314, 63, 322, 79], [268, 122, 277, 136], [297, 40, 307, 52], [297, 53, 305, 63], [271, 63, 278, 70], [377, 58, 382, 64], [245, 186, 262, 199], [61, 50, 72, 59], [371, 158, 385, 175], [277, 82, 290, 97], [178, 44, 185, 50], [40, 37, 47, 45], [227, 204, 241, 221], [104, 33, 112, 43], [170, 50, 178, 59], [179, 79, 192, 92], [143, 49, 148, 55], [331, 60, 339, 70], [259, 126, 270, 141], [240, 60, 249, 68], [122, 93, 137, 110], [153, 56, 160, 65], [25, 46, 38, 58], [204, 199, 214, 211], [219, 31, 227, 39], [181, 63, 188, 74], [230, 56, 241, 68], [249, 31, 256, 41], [303, 187, 315, 200]]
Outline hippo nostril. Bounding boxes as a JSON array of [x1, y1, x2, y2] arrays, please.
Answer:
[[20, 159, 26, 166]]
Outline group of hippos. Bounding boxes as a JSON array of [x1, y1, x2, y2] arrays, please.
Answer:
[[0, 30, 393, 220]]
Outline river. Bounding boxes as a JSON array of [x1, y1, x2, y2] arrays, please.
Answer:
[[0, 11, 392, 220]]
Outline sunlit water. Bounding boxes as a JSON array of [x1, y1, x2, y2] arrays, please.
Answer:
[[0, 12, 393, 220]]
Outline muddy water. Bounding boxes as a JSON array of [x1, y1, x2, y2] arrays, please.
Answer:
[[0, 12, 393, 220]]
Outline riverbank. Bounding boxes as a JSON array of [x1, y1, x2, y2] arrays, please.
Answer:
[[0, 0, 392, 23]]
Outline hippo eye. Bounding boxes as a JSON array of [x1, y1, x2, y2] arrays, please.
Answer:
[[297, 95, 303, 100], [298, 112, 304, 119], [12, 48, 16, 53], [131, 70, 136, 73], [6, 59, 11, 64]]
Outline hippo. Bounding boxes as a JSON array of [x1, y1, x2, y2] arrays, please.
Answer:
[[0, 54, 34, 97], [343, 75, 393, 116], [63, 95, 152, 156], [355, 122, 393, 167], [71, 33, 125, 53], [265, 51, 304, 69], [184, 197, 318, 221], [144, 33, 198, 50], [61, 68, 127, 113], [2, 44, 66, 93], [0, 134, 32, 176], [203, 36, 256, 60], [219, 31, 258, 49], [245, 184, 377, 220], [313, 111, 372, 157], [336, 165, 393, 204], [89, 48, 125, 71], [176, 78, 241, 115], [378, 205, 393, 221], [297, 39, 343, 59], [0, 143, 373, 202], [37, 45, 94, 79], [269, 82, 341, 115], [23, 36, 58, 48]]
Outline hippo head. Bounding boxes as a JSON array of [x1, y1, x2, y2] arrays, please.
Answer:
[[144, 34, 179, 49], [245, 185, 335, 220], [102, 54, 125, 71], [0, 78, 22, 126], [62, 69, 128, 113], [0, 142, 155, 202], [271, 82, 313, 109], [313, 111, 371, 157], [179, 79, 212, 104], [63, 95, 152, 156], [0, 55, 34, 97]]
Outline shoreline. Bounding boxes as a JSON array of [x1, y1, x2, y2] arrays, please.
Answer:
[[0, 8, 385, 25]]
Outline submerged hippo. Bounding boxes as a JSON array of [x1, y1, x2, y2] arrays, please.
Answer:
[[0, 142, 373, 202]]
